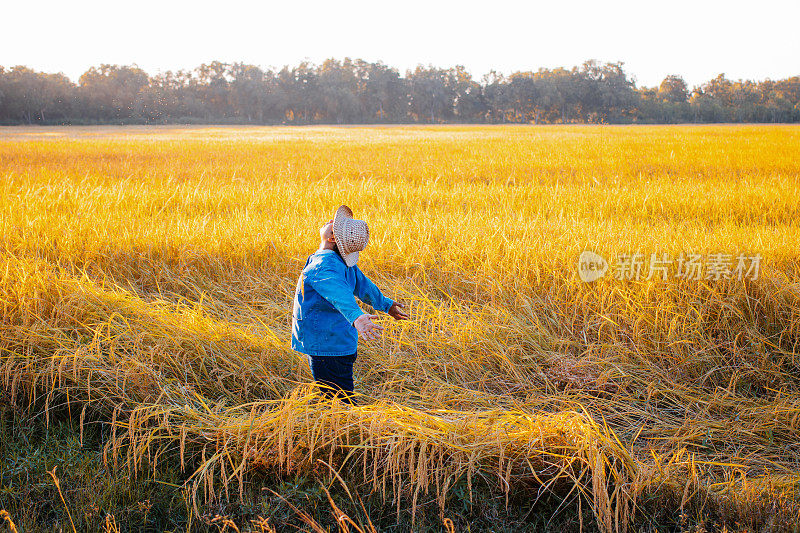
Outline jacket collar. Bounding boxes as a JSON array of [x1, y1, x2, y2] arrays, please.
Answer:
[[315, 248, 347, 266]]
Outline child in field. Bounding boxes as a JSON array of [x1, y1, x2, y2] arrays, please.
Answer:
[[291, 205, 409, 404]]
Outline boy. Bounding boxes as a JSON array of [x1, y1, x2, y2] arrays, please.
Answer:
[[291, 205, 409, 404]]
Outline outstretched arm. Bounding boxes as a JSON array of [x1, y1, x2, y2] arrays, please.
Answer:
[[353, 265, 409, 320], [353, 265, 394, 312]]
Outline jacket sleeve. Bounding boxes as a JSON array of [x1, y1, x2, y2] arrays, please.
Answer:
[[309, 263, 365, 325], [353, 265, 394, 313]]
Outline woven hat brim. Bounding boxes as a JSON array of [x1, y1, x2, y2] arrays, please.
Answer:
[[332, 205, 354, 254], [332, 205, 367, 267], [342, 250, 359, 267]]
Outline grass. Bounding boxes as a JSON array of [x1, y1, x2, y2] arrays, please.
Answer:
[[1, 124, 799, 531], [0, 405, 605, 532]]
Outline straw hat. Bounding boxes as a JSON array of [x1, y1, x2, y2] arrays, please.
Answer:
[[332, 205, 369, 267]]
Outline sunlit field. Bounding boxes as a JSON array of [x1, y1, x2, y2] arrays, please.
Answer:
[[1, 124, 800, 532]]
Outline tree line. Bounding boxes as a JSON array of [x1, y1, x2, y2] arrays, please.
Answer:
[[1, 59, 798, 125]]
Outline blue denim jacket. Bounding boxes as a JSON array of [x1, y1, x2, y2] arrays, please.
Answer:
[[291, 249, 394, 356]]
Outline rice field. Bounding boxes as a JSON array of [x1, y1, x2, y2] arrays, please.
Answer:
[[1, 124, 799, 532]]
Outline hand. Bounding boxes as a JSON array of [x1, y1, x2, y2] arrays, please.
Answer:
[[387, 301, 409, 320], [353, 313, 384, 340]]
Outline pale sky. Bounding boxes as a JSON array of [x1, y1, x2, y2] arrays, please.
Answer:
[[2, 0, 799, 89]]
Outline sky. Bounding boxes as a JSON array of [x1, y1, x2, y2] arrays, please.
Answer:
[[2, 0, 799, 89]]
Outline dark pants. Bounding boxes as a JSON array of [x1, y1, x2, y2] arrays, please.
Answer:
[[307, 352, 357, 405]]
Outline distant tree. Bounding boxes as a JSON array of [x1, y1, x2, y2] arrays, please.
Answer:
[[279, 61, 324, 124], [317, 58, 361, 124], [407, 66, 456, 123], [228, 63, 270, 123], [449, 65, 485, 123], [503, 72, 538, 122], [690, 76, 728, 122], [763, 76, 800, 122], [145, 69, 204, 121], [0, 66, 75, 124], [78, 64, 149, 122], [192, 61, 234, 120], [354, 60, 405, 122], [577, 60, 637, 122], [550, 67, 580, 123], [1, 60, 799, 125], [658, 75, 688, 103], [481, 70, 507, 123]]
